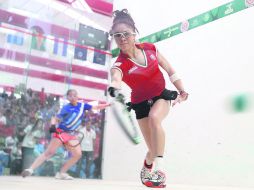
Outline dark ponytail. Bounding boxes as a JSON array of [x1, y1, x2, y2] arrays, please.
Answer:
[[66, 89, 76, 96], [110, 9, 139, 34]]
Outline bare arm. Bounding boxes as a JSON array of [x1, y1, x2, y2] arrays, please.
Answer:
[[51, 116, 60, 125], [110, 68, 122, 89], [92, 102, 111, 110], [157, 51, 188, 106], [49, 116, 60, 133], [157, 51, 185, 92]]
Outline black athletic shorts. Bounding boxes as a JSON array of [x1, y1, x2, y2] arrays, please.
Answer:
[[130, 89, 177, 119]]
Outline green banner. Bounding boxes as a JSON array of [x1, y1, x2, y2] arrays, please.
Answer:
[[111, 0, 253, 57]]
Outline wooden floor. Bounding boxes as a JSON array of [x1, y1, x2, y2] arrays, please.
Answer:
[[0, 176, 253, 190]]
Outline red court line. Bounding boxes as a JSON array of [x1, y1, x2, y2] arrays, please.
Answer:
[[0, 25, 112, 55]]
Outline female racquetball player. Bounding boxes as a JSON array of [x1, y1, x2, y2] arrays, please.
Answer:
[[108, 9, 189, 188], [22, 89, 110, 180]]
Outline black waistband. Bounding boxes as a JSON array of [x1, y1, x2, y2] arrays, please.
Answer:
[[126, 89, 178, 111]]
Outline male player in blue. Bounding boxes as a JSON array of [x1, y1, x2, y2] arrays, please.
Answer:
[[22, 89, 110, 179]]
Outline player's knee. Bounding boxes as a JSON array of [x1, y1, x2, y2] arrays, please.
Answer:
[[73, 150, 82, 160], [77, 152, 82, 159], [148, 113, 160, 126], [44, 149, 56, 158]]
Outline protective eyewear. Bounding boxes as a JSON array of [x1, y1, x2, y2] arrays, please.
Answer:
[[111, 31, 136, 39]]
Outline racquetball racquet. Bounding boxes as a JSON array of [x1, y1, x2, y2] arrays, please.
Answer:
[[111, 93, 141, 145]]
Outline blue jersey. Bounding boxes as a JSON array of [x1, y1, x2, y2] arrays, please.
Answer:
[[57, 102, 92, 131]]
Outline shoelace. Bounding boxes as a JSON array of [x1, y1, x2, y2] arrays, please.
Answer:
[[142, 167, 151, 175], [148, 171, 165, 181], [141, 167, 153, 182]]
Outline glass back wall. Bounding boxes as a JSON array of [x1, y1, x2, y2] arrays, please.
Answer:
[[0, 1, 110, 179]]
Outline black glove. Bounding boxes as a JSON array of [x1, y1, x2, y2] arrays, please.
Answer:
[[108, 87, 117, 97], [126, 102, 132, 112], [49, 125, 56, 133]]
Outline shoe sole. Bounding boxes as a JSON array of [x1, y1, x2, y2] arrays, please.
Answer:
[[143, 181, 166, 188], [55, 176, 74, 180], [21, 171, 32, 178], [141, 174, 166, 188], [55, 178, 74, 180]]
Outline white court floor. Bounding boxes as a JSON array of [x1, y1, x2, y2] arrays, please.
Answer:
[[0, 176, 253, 190]]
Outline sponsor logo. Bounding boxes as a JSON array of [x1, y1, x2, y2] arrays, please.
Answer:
[[128, 66, 138, 74], [180, 20, 190, 32], [245, 0, 254, 7], [150, 54, 156, 61], [163, 26, 179, 38], [224, 3, 234, 15], [114, 62, 122, 67]]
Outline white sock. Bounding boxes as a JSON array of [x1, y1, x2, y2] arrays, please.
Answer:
[[154, 157, 164, 171], [145, 158, 153, 166]]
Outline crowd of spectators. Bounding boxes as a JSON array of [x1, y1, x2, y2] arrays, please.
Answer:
[[0, 87, 105, 179]]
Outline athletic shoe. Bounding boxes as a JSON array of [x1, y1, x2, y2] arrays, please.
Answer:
[[140, 165, 152, 185], [55, 172, 74, 180], [21, 168, 33, 178], [143, 170, 166, 188]]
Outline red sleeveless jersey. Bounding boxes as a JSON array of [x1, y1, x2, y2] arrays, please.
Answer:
[[112, 43, 165, 104]]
